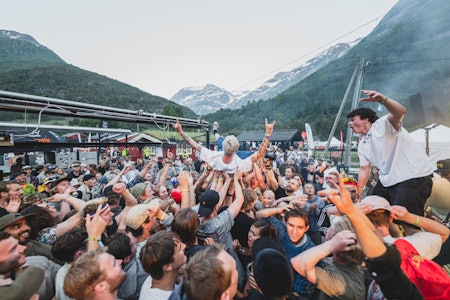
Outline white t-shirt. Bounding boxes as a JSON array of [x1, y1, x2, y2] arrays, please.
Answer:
[[199, 147, 253, 173], [139, 277, 174, 300], [383, 231, 441, 259], [358, 115, 435, 186]]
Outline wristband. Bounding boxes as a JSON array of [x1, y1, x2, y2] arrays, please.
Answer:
[[379, 96, 388, 105], [264, 134, 271, 139], [181, 188, 189, 192], [414, 216, 420, 226], [88, 237, 104, 247]]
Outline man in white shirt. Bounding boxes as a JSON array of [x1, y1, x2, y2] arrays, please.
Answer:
[[347, 90, 435, 217]]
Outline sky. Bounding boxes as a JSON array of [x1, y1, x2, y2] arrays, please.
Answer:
[[2, 0, 398, 99]]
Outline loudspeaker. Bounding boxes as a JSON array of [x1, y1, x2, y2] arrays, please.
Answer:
[[44, 152, 56, 164]]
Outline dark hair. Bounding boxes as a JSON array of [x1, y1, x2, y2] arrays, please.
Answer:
[[140, 231, 179, 280], [172, 208, 199, 248], [251, 219, 275, 239], [106, 232, 132, 260], [347, 107, 379, 123], [184, 244, 230, 300], [52, 228, 88, 263], [284, 206, 309, 224], [367, 209, 390, 227], [21, 205, 55, 240], [284, 165, 297, 174], [0, 231, 11, 241], [293, 173, 304, 184]]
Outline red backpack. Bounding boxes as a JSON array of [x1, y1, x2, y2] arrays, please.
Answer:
[[394, 238, 450, 300]]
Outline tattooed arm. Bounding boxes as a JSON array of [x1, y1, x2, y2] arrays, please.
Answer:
[[172, 120, 203, 151]]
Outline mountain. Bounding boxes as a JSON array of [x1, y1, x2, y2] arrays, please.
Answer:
[[230, 41, 359, 109], [0, 30, 196, 123], [170, 84, 243, 116], [205, 0, 450, 139], [170, 41, 356, 115]]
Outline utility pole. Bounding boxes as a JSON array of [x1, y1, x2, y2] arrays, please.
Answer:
[[323, 58, 365, 164], [343, 58, 365, 166]]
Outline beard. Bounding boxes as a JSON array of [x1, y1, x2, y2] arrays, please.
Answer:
[[108, 271, 127, 292]]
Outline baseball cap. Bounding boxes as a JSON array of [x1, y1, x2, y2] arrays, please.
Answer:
[[0, 266, 45, 300], [198, 190, 220, 217], [436, 159, 450, 173], [72, 161, 81, 167], [43, 175, 59, 186], [21, 165, 32, 170], [125, 201, 159, 230], [82, 174, 95, 182], [130, 183, 147, 199], [361, 195, 393, 212]]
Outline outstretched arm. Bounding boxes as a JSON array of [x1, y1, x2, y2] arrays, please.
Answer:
[[360, 90, 406, 131], [326, 176, 386, 258], [291, 229, 357, 283], [390, 205, 449, 243], [251, 119, 276, 163], [172, 120, 203, 151]]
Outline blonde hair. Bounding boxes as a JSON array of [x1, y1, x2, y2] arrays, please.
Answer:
[[222, 135, 240, 154]]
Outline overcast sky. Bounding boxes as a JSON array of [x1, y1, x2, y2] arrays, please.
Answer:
[[3, 0, 398, 99]]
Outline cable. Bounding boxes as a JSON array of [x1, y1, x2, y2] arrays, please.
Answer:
[[237, 14, 386, 90], [368, 57, 450, 66]]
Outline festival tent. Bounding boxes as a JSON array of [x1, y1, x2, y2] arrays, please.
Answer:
[[410, 124, 450, 165], [314, 137, 343, 150]]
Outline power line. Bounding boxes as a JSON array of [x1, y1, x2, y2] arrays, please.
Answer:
[[237, 14, 386, 90], [369, 57, 450, 66]]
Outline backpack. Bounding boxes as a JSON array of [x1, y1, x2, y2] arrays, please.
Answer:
[[394, 238, 450, 300]]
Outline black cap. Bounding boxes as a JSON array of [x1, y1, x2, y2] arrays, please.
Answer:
[[198, 190, 220, 217], [436, 159, 450, 173], [83, 174, 96, 182]]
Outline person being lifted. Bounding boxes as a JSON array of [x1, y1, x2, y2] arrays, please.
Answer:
[[172, 118, 275, 173]]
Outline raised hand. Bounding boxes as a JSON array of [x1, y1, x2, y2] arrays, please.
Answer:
[[265, 118, 276, 136], [329, 230, 358, 252], [360, 90, 386, 103], [85, 204, 107, 239], [326, 175, 355, 216], [171, 120, 183, 134], [113, 182, 127, 194], [178, 171, 190, 187], [166, 149, 174, 160], [6, 197, 21, 213]]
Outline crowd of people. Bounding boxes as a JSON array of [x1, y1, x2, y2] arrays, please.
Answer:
[[0, 90, 449, 300]]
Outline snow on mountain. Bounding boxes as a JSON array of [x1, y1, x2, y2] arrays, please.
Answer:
[[230, 41, 359, 109], [0, 30, 42, 47], [170, 84, 242, 116], [170, 40, 359, 115]]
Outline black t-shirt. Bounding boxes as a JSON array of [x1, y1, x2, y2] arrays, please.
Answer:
[[231, 212, 254, 248], [274, 185, 288, 200]]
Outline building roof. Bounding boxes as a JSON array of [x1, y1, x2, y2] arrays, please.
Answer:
[[236, 129, 303, 142], [114, 133, 163, 144]]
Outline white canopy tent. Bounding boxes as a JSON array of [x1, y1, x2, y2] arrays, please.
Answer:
[[410, 123, 450, 165], [315, 137, 343, 149]]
